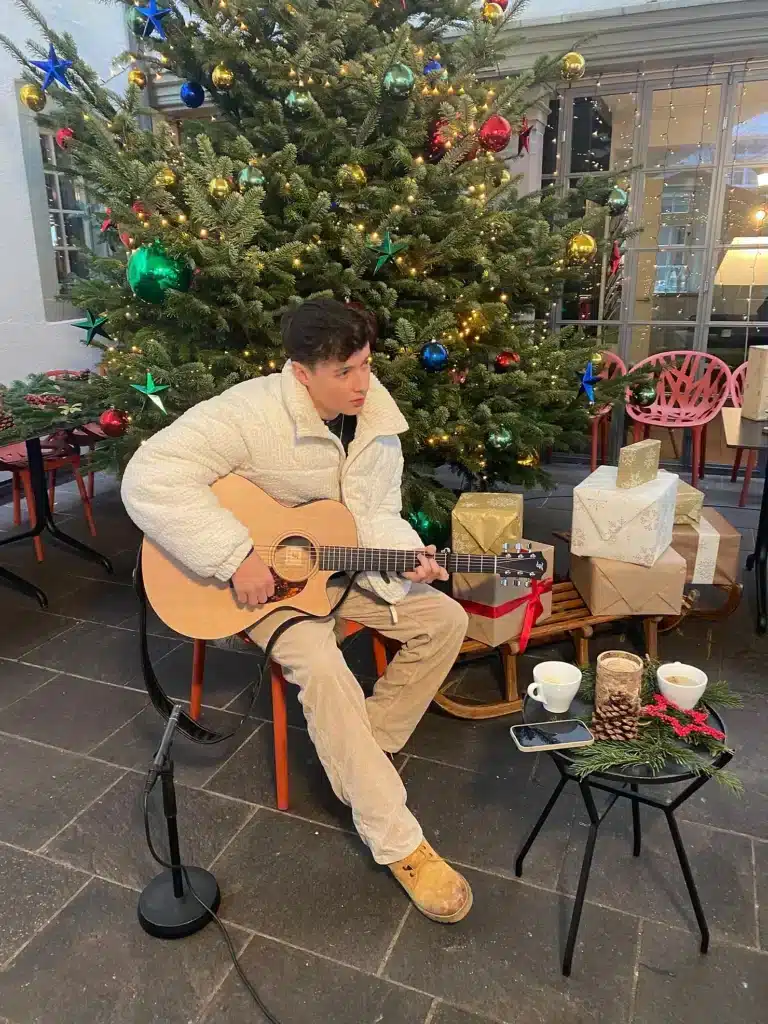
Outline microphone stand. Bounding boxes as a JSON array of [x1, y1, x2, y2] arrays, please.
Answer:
[[138, 705, 221, 939]]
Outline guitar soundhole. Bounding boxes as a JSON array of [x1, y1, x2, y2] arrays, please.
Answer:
[[272, 534, 317, 584]]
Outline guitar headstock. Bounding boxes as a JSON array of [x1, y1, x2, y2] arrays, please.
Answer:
[[497, 542, 547, 586]]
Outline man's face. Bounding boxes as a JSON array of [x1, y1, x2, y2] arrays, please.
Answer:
[[292, 343, 371, 420]]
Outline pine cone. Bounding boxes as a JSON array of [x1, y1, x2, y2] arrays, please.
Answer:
[[593, 691, 640, 741], [0, 411, 13, 431]]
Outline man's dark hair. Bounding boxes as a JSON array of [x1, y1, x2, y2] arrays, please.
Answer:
[[281, 298, 377, 367]]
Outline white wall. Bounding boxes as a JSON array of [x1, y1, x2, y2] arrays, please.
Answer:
[[518, 0, 658, 17], [0, 1, 127, 384]]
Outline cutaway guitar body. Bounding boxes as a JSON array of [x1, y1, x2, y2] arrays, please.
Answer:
[[141, 476, 358, 639]]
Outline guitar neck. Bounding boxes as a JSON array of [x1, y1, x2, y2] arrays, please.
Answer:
[[319, 547, 516, 575]]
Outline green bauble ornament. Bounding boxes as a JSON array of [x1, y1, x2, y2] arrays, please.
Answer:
[[606, 185, 629, 216], [127, 242, 192, 304], [488, 427, 512, 449], [383, 63, 415, 100], [629, 382, 657, 408], [238, 166, 265, 189], [407, 509, 449, 549], [285, 89, 313, 115]]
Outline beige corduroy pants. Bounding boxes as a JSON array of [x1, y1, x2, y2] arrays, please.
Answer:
[[248, 581, 468, 864]]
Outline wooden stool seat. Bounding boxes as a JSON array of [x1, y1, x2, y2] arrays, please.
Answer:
[[434, 580, 663, 721]]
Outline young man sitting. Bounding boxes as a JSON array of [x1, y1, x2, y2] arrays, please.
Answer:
[[121, 298, 472, 923]]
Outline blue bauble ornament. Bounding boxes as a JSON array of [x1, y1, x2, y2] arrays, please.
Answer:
[[419, 341, 449, 372], [424, 60, 442, 75], [180, 81, 205, 108]]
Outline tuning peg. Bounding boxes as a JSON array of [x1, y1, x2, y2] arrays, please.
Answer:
[[514, 542, 522, 552], [500, 577, 509, 587], [442, 547, 451, 554], [501, 542, 509, 553]]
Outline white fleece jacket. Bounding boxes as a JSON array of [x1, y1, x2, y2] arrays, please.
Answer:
[[121, 360, 423, 604]]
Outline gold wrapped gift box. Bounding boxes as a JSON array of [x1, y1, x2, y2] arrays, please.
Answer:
[[674, 479, 704, 526], [451, 492, 523, 555], [570, 547, 686, 617], [616, 439, 661, 489]]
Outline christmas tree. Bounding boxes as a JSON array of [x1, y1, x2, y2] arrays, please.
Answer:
[[1, 0, 624, 534]]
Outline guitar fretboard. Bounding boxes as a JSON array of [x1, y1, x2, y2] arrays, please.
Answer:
[[318, 547, 543, 578]]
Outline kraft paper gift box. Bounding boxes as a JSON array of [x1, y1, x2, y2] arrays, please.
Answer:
[[453, 540, 554, 648], [741, 344, 768, 421], [570, 547, 686, 617], [616, 439, 661, 489], [674, 479, 704, 526], [451, 492, 523, 556], [670, 508, 741, 586], [571, 464, 678, 567]]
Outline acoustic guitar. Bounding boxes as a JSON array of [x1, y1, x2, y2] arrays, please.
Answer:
[[141, 475, 547, 639]]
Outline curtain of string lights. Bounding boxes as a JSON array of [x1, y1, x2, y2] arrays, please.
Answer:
[[541, 60, 768, 374]]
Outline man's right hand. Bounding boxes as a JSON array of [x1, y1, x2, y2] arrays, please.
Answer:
[[230, 550, 275, 606]]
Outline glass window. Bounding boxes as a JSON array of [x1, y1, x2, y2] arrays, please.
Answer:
[[709, 241, 768, 323], [729, 80, 768, 164], [647, 85, 721, 169], [634, 249, 704, 322], [570, 93, 637, 174], [542, 99, 560, 177], [628, 325, 696, 364], [637, 169, 712, 249], [561, 261, 623, 323]]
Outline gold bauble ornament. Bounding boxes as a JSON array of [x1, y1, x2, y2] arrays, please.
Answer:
[[20, 83, 46, 112], [517, 451, 540, 468], [482, 2, 505, 22], [567, 231, 597, 263], [561, 51, 586, 82], [154, 166, 177, 187], [208, 176, 231, 199], [336, 163, 367, 187], [211, 63, 235, 89], [590, 351, 603, 368], [127, 68, 147, 89]]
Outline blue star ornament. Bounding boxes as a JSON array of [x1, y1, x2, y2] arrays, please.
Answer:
[[136, 0, 172, 41], [577, 361, 601, 404], [31, 43, 73, 92]]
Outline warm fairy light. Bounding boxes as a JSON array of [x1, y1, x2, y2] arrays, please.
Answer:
[[292, 258, 302, 267], [754, 208, 767, 224], [369, 232, 380, 242], [409, 267, 417, 276], [177, 213, 187, 223], [392, 204, 402, 212], [243, 350, 250, 356], [161, 218, 169, 226], [199, 228, 208, 238], [407, 194, 415, 202], [289, 68, 296, 77], [414, 156, 424, 164], [356, 222, 365, 231], [269, 360, 276, 368], [395, 256, 404, 265], [500, 293, 508, 301]]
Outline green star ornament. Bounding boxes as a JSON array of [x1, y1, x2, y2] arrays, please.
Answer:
[[131, 372, 169, 414], [367, 230, 408, 274], [73, 310, 111, 345]]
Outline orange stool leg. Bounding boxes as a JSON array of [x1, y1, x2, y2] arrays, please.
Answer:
[[12, 473, 21, 526], [190, 638, 206, 720], [632, 422, 643, 443], [270, 662, 290, 811], [48, 469, 56, 513], [19, 469, 44, 562], [87, 444, 96, 499], [73, 468, 97, 536]]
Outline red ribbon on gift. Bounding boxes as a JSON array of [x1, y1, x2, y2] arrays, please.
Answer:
[[458, 577, 552, 652]]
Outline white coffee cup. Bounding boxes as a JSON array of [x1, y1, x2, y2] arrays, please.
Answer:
[[527, 662, 582, 714], [657, 662, 708, 710]]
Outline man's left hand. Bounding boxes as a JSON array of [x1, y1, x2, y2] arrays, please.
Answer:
[[403, 544, 449, 584]]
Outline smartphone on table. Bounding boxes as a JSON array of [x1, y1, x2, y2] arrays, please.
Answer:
[[510, 719, 594, 753]]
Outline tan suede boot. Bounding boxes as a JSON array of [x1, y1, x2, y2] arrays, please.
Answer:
[[388, 840, 473, 923]]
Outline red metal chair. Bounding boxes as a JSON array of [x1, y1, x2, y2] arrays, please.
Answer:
[[44, 370, 103, 500], [189, 621, 390, 811], [728, 361, 757, 507], [625, 351, 732, 489], [589, 351, 627, 472]]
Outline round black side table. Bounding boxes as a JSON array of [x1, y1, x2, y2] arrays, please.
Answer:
[[515, 694, 733, 977]]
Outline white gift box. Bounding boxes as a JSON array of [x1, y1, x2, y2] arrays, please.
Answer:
[[571, 465, 678, 567]]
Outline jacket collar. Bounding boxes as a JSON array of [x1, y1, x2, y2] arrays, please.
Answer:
[[280, 360, 409, 441]]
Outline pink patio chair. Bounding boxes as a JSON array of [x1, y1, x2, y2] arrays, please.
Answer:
[[729, 361, 758, 507], [625, 351, 732, 490], [589, 351, 627, 472]]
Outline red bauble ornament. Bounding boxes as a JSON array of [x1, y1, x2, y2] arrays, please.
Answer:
[[451, 368, 468, 385], [131, 201, 149, 217], [478, 115, 512, 153], [427, 118, 450, 162], [55, 127, 74, 150], [609, 240, 622, 276], [119, 231, 133, 248], [100, 207, 113, 233], [98, 408, 129, 438], [496, 0, 509, 7], [494, 350, 520, 372]]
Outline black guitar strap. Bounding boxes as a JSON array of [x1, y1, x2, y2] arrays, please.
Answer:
[[133, 544, 359, 744]]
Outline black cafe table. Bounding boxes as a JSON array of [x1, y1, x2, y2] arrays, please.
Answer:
[[0, 436, 112, 606], [515, 693, 731, 977], [721, 407, 768, 632]]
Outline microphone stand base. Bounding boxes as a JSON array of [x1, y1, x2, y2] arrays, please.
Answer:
[[138, 867, 221, 940]]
